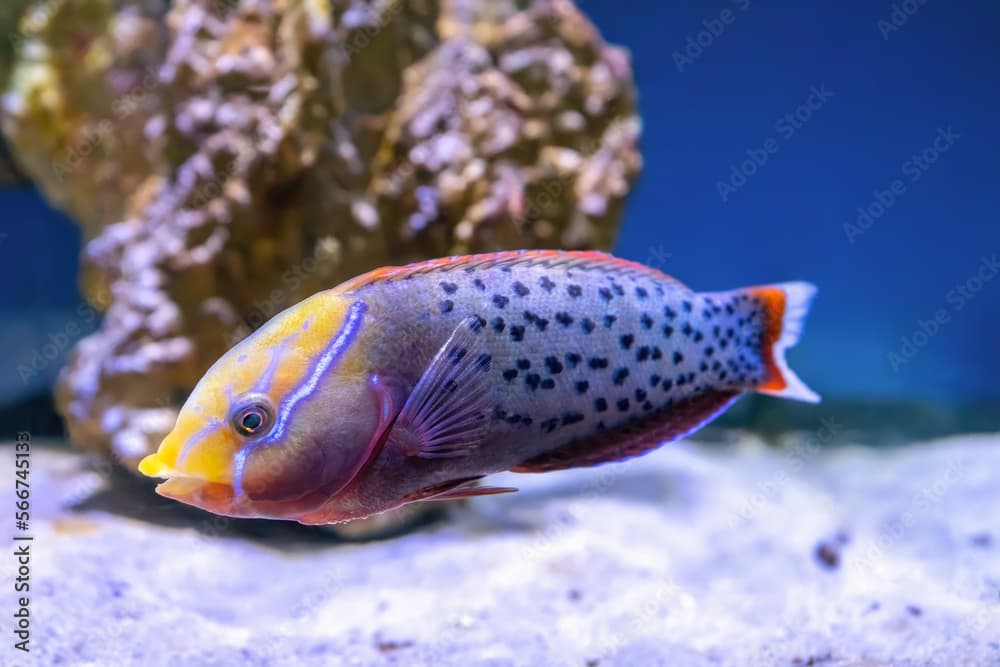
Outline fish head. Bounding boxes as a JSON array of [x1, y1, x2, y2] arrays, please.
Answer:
[[138, 292, 382, 521]]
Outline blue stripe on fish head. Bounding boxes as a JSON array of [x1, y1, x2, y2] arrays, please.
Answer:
[[233, 300, 369, 501]]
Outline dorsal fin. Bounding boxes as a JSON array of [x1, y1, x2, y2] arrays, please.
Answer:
[[337, 250, 685, 293], [511, 389, 742, 473]]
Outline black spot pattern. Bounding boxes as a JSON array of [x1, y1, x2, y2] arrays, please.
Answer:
[[545, 357, 564, 374], [524, 310, 549, 332], [400, 259, 769, 448]]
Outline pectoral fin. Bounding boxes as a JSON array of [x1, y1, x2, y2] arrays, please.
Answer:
[[391, 317, 495, 459]]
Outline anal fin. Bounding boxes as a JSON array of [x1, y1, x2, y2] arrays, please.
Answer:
[[402, 476, 518, 503], [512, 390, 742, 473]]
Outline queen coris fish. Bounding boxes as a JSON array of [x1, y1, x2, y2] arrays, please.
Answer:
[[138, 251, 819, 524]]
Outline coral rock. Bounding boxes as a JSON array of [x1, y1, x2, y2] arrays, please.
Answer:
[[1, 0, 641, 473]]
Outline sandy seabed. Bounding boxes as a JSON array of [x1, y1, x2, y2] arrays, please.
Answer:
[[6, 432, 999, 667]]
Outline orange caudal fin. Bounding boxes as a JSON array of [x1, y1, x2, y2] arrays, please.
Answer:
[[749, 282, 821, 404]]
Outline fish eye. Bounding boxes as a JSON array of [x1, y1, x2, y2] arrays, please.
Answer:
[[230, 397, 274, 438]]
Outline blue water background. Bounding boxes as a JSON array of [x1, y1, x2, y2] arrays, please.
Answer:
[[0, 1, 997, 405]]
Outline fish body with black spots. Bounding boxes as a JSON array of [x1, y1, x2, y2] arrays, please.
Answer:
[[139, 251, 819, 524]]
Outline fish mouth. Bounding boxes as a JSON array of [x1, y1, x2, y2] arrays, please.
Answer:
[[153, 476, 253, 518], [139, 451, 247, 517], [137, 450, 174, 478], [148, 468, 334, 522], [140, 450, 338, 522]]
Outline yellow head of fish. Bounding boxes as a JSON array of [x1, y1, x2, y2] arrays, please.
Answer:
[[138, 292, 383, 521]]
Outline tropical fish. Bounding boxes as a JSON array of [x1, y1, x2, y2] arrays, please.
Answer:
[[138, 251, 819, 524]]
